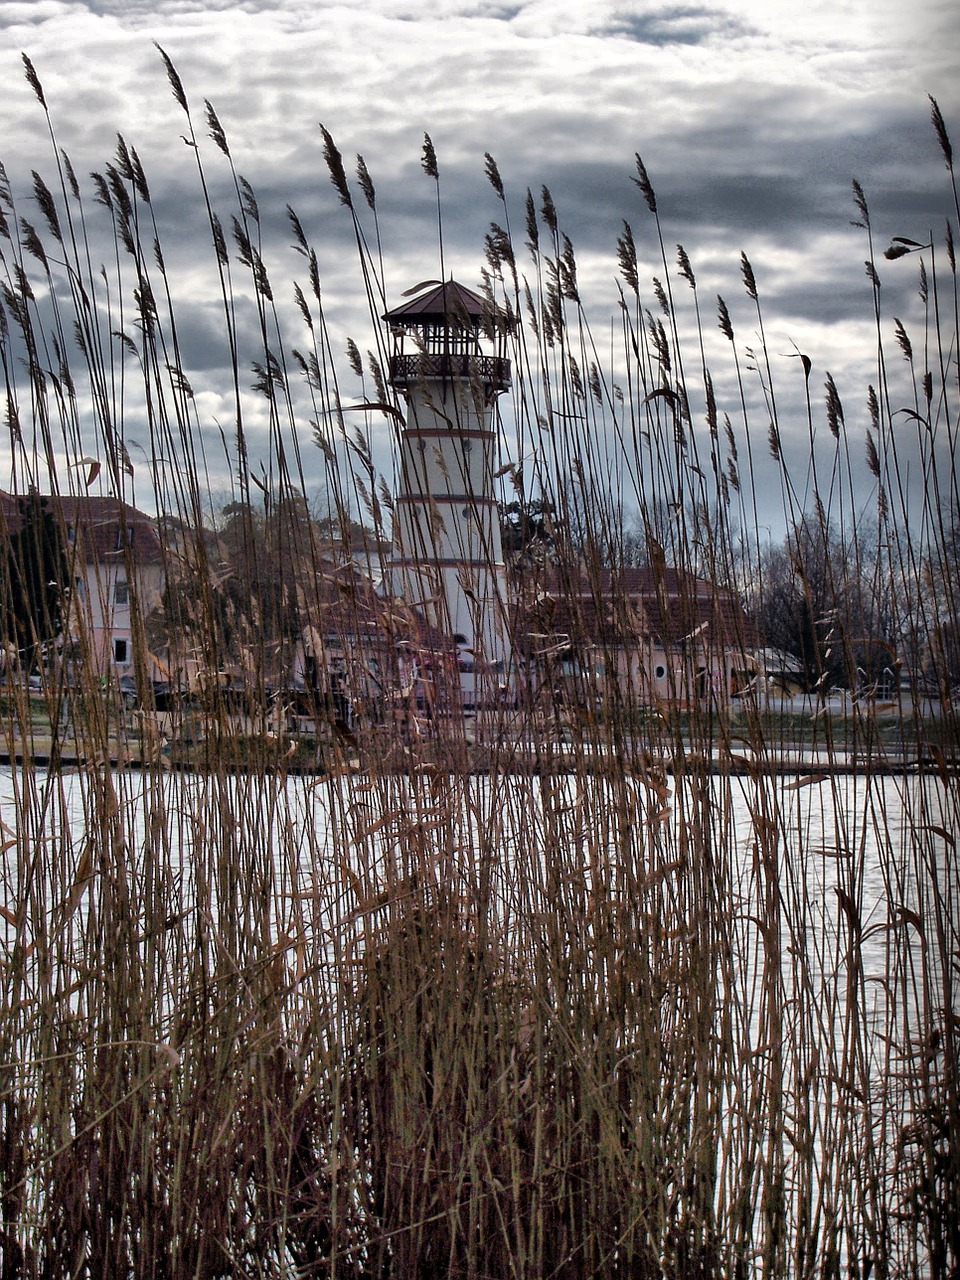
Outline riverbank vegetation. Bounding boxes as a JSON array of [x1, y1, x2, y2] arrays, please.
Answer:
[[0, 54, 956, 1277]]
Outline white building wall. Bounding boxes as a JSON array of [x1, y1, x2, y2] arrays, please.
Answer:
[[387, 372, 512, 685], [66, 559, 164, 681]]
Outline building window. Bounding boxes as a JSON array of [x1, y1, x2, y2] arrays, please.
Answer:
[[114, 579, 129, 605], [113, 638, 128, 664], [116, 525, 134, 550], [655, 664, 666, 680]]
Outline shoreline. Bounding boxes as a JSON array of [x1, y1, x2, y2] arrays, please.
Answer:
[[2, 732, 954, 777]]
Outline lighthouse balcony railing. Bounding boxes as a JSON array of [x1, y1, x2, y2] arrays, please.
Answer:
[[389, 352, 511, 390]]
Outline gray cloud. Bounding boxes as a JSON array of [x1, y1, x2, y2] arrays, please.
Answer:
[[606, 5, 753, 46], [0, 0, 955, 534]]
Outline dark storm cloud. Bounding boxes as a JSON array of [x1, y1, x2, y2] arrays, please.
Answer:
[[0, 0, 956, 528], [607, 5, 752, 45]]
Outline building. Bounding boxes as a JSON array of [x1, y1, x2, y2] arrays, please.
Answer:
[[281, 555, 462, 731], [515, 561, 756, 707], [0, 491, 165, 686], [381, 280, 513, 706]]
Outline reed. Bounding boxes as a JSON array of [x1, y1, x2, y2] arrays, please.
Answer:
[[0, 55, 956, 1278]]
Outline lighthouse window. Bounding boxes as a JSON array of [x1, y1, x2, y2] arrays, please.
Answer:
[[462, 507, 472, 519], [462, 437, 472, 453]]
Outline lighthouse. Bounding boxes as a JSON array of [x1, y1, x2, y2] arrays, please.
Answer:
[[383, 280, 512, 706]]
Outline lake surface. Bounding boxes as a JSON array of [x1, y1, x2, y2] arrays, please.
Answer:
[[0, 760, 954, 1274], [1, 760, 949, 1024]]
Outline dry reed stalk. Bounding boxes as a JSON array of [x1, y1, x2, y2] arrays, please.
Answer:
[[0, 55, 955, 1279]]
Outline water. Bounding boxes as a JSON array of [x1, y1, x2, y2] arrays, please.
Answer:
[[0, 761, 954, 1273], [0, 761, 949, 987]]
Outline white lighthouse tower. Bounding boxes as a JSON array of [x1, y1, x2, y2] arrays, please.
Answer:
[[383, 280, 512, 706]]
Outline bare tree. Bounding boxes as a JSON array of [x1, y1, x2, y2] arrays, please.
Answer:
[[754, 518, 898, 693]]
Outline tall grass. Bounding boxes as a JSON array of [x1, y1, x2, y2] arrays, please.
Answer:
[[0, 55, 956, 1277]]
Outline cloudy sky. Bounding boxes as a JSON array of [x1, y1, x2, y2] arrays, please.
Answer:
[[0, 0, 957, 536]]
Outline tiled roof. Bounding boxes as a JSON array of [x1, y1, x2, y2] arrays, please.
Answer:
[[384, 280, 489, 325], [304, 560, 454, 654], [514, 561, 756, 653], [0, 492, 163, 565]]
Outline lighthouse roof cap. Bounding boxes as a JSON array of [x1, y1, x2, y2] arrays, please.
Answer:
[[384, 279, 506, 329]]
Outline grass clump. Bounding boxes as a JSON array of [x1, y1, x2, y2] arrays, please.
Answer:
[[0, 56, 957, 1278]]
